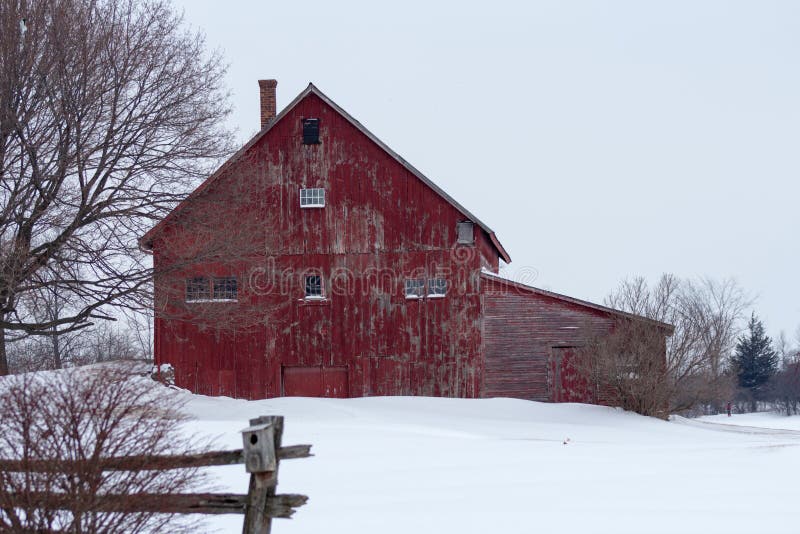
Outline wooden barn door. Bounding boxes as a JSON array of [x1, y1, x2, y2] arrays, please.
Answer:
[[549, 347, 589, 403], [283, 366, 323, 397], [282, 366, 349, 398], [548, 350, 564, 403], [322, 367, 349, 397]]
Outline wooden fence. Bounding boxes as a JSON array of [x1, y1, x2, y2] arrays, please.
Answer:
[[0, 415, 310, 534]]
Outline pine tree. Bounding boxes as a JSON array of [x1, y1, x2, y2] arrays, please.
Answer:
[[731, 313, 778, 411]]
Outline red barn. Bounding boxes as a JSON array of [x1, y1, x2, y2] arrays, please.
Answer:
[[140, 80, 669, 402]]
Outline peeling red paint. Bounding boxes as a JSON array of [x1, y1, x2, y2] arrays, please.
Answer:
[[151, 90, 493, 400]]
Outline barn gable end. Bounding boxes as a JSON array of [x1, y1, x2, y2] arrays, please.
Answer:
[[140, 84, 509, 266], [145, 82, 508, 399]]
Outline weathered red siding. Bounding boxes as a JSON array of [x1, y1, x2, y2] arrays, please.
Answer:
[[480, 275, 614, 401], [151, 90, 493, 399]]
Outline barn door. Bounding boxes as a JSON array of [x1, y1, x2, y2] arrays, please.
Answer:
[[548, 350, 564, 403], [282, 366, 349, 398], [322, 367, 349, 398], [283, 366, 324, 397], [549, 348, 589, 403]]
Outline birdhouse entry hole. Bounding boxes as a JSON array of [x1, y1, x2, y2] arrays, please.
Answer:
[[250, 434, 258, 445]]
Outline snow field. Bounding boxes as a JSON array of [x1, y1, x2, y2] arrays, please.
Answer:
[[181, 394, 800, 534]]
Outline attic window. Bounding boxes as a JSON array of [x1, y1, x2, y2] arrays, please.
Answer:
[[302, 118, 320, 144], [457, 221, 474, 245], [300, 188, 325, 208]]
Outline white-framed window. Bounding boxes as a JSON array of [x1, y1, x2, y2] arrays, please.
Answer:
[[186, 277, 210, 302], [427, 278, 447, 298], [213, 277, 238, 301], [404, 279, 425, 299], [186, 276, 238, 302], [300, 188, 325, 208], [304, 274, 324, 298]]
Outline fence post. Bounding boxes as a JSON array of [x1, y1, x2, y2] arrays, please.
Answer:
[[242, 415, 283, 534]]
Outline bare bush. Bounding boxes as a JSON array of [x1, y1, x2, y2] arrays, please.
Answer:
[[574, 317, 672, 418], [0, 364, 207, 533]]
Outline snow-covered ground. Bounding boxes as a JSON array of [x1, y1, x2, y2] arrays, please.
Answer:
[[181, 392, 800, 534], [3, 365, 797, 533]]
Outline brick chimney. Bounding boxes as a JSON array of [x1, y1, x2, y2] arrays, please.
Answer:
[[258, 79, 278, 129]]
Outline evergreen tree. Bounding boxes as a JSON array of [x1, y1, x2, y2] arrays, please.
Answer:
[[732, 313, 778, 410]]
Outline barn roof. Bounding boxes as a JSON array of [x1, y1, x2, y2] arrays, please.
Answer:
[[139, 84, 511, 263], [480, 270, 675, 333]]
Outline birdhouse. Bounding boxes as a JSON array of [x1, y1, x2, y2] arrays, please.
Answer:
[[240, 422, 276, 473]]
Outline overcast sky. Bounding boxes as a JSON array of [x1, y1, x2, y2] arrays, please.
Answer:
[[174, 0, 799, 339]]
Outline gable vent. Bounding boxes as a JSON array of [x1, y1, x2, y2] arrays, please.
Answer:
[[457, 221, 475, 244]]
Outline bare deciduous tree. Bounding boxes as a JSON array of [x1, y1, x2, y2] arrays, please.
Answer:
[[677, 277, 750, 411], [124, 308, 154, 363], [0, 0, 234, 374], [15, 266, 81, 369], [577, 274, 750, 417], [0, 364, 208, 533]]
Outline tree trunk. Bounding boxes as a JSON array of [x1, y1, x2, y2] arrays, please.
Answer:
[[52, 328, 62, 369], [0, 321, 8, 376], [51, 292, 63, 369], [710, 356, 721, 414]]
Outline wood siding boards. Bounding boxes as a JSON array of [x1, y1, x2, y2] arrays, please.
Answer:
[[480, 274, 615, 401], [150, 89, 488, 400]]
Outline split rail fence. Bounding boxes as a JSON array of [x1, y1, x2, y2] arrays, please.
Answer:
[[0, 415, 310, 534]]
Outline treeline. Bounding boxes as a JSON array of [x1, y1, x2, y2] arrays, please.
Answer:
[[734, 319, 800, 416], [5, 312, 153, 373]]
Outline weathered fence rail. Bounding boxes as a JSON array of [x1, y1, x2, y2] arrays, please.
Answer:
[[5, 491, 309, 516], [0, 444, 312, 473], [0, 415, 309, 533]]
